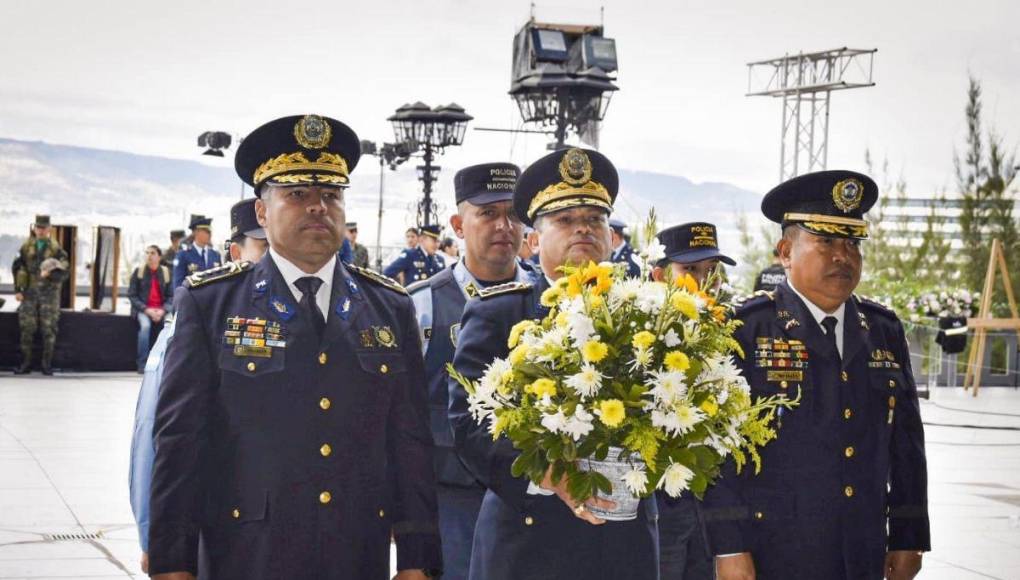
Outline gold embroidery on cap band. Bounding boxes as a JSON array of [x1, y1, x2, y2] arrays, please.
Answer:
[[528, 181, 611, 219], [254, 151, 349, 185], [269, 173, 349, 185], [783, 213, 867, 228], [801, 222, 868, 238]]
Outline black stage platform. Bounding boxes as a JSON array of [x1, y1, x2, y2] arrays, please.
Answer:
[[0, 310, 138, 372]]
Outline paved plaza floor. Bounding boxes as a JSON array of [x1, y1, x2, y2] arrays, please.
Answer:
[[0, 373, 1018, 579]]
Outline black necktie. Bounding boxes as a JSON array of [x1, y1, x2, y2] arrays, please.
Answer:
[[295, 276, 325, 339], [821, 316, 840, 362]]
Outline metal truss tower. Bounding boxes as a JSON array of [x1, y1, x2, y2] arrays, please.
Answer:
[[747, 47, 877, 181]]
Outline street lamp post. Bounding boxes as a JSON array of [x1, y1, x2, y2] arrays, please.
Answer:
[[359, 140, 411, 270], [387, 102, 472, 228]]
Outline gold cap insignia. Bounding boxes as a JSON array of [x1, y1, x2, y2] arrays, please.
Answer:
[[832, 178, 864, 213], [294, 115, 332, 149], [559, 148, 593, 186]]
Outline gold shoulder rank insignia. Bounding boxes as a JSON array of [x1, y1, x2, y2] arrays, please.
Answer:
[[479, 281, 533, 299], [184, 261, 253, 288], [347, 264, 408, 295]]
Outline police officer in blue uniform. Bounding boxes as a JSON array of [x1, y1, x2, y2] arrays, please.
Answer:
[[650, 221, 736, 580], [408, 161, 533, 580], [385, 224, 446, 285], [653, 222, 736, 289], [148, 114, 441, 580], [171, 215, 222, 289], [609, 218, 641, 277], [705, 170, 929, 580], [448, 148, 659, 580]]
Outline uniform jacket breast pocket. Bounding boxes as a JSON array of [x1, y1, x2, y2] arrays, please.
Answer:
[[218, 348, 286, 379], [747, 489, 797, 523], [205, 489, 269, 527], [356, 350, 408, 381]]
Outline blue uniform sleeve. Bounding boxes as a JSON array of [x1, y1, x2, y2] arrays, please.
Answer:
[[148, 288, 216, 576], [384, 251, 409, 279], [171, 253, 188, 289], [701, 320, 755, 555], [448, 297, 532, 511], [887, 321, 931, 551], [389, 297, 443, 572], [128, 320, 176, 552]]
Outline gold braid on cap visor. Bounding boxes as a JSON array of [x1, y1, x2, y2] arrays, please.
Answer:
[[784, 212, 869, 238], [528, 180, 612, 219], [253, 151, 350, 186]]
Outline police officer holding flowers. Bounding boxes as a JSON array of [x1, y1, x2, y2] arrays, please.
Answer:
[[148, 114, 441, 580], [704, 170, 929, 580], [448, 148, 659, 580]]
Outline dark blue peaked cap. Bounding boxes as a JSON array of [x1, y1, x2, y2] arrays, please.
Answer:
[[235, 114, 361, 194], [761, 170, 878, 239]]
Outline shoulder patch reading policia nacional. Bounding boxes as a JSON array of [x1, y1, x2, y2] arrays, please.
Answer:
[[346, 264, 408, 295], [184, 260, 253, 288], [478, 281, 533, 300]]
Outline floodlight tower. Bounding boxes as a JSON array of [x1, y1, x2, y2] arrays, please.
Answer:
[[510, 19, 619, 150], [747, 47, 876, 181]]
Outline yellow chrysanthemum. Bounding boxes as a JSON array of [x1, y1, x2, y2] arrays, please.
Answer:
[[674, 273, 699, 293], [598, 399, 626, 427], [540, 286, 563, 308], [664, 350, 690, 372], [509, 345, 530, 365], [526, 378, 557, 399], [581, 261, 614, 295], [508, 320, 536, 349], [632, 331, 656, 351], [582, 340, 609, 363], [670, 292, 699, 320], [699, 396, 719, 417], [588, 294, 605, 309]]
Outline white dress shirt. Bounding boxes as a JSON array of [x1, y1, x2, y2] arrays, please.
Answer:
[[269, 248, 335, 322], [787, 281, 846, 358]]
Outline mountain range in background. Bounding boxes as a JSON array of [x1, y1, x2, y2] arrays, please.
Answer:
[[0, 137, 767, 286]]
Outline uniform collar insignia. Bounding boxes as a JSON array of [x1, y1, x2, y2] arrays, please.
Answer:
[[346, 278, 360, 295], [254, 279, 268, 294], [270, 296, 295, 320], [785, 319, 801, 330], [336, 296, 352, 320], [858, 311, 869, 329]]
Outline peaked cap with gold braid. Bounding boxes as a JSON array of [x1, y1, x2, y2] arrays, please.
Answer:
[[235, 114, 362, 195], [762, 169, 878, 239], [513, 147, 619, 227]]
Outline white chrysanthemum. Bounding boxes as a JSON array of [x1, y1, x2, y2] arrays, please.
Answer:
[[651, 409, 682, 435], [623, 467, 649, 496], [541, 408, 568, 434], [657, 461, 696, 498], [533, 327, 569, 362], [610, 278, 644, 304], [564, 364, 604, 400], [675, 405, 706, 432], [698, 355, 744, 391], [563, 407, 595, 441], [566, 310, 596, 347], [479, 357, 512, 394], [648, 370, 687, 405], [628, 347, 654, 372], [663, 328, 682, 348], [635, 283, 666, 315], [683, 320, 702, 344], [642, 241, 666, 264]]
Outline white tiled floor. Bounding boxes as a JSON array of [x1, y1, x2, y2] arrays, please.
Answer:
[[0, 374, 1018, 579]]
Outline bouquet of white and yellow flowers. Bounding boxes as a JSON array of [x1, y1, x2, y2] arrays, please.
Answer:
[[449, 224, 796, 520]]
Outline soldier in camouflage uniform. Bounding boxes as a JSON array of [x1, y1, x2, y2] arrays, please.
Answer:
[[13, 215, 69, 375]]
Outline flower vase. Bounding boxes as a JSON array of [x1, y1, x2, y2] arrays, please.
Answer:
[[579, 446, 643, 521]]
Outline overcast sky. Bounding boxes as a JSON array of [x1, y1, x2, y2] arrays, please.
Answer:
[[2, 0, 1018, 197]]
